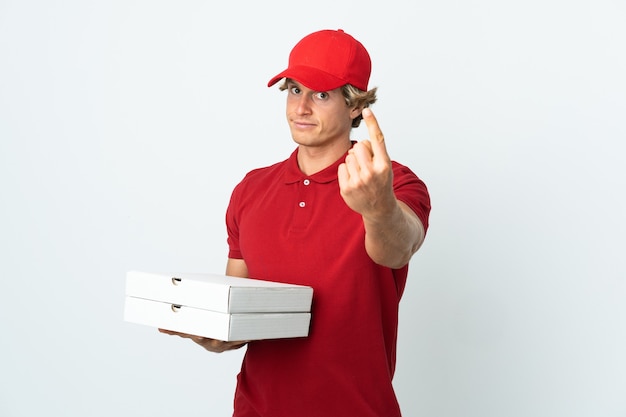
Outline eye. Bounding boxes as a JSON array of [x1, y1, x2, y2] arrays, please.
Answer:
[[314, 92, 329, 100], [289, 86, 301, 95]]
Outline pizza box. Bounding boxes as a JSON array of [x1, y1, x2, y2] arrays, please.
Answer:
[[124, 296, 311, 341], [125, 271, 313, 314]]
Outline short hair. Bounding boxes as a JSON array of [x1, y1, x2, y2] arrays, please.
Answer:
[[279, 79, 378, 128]]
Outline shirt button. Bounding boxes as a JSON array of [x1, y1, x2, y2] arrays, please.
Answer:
[[303, 179, 310, 185], [299, 202, 306, 208]]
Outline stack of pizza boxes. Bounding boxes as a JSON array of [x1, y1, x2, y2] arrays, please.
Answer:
[[124, 271, 313, 341]]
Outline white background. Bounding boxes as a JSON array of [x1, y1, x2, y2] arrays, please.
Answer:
[[1, 1, 625, 416]]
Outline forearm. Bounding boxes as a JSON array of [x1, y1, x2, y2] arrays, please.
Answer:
[[363, 200, 424, 269], [226, 258, 249, 278]]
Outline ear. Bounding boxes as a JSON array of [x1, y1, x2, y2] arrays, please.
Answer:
[[349, 106, 363, 120]]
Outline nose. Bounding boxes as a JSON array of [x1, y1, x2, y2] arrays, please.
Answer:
[[294, 94, 312, 115]]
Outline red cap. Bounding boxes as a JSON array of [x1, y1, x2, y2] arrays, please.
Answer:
[[267, 29, 371, 92]]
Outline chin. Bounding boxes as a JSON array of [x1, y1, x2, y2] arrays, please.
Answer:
[[290, 132, 315, 145]]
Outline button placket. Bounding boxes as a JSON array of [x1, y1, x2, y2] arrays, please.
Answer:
[[299, 179, 311, 208], [290, 178, 314, 233]]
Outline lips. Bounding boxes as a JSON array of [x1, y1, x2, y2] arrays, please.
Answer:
[[292, 120, 316, 129]]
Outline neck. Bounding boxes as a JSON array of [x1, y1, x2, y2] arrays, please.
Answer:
[[296, 140, 352, 176]]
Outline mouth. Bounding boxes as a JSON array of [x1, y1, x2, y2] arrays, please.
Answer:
[[291, 119, 316, 129]]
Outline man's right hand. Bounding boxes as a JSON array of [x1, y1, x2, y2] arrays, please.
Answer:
[[158, 329, 249, 353]]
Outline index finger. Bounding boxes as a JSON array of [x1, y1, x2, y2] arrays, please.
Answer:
[[362, 108, 389, 158]]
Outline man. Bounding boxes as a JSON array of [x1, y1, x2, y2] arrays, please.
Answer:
[[161, 29, 431, 416]]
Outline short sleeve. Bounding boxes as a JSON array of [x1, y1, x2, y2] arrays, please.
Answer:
[[391, 162, 431, 233]]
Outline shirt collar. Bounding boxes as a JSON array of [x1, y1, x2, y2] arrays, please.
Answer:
[[283, 145, 352, 184]]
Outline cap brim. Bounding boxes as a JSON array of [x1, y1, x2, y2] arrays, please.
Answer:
[[267, 65, 347, 92]]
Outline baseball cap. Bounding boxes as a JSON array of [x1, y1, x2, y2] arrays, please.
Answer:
[[267, 29, 371, 92]]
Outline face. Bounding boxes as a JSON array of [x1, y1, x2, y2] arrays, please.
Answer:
[[285, 80, 361, 148]]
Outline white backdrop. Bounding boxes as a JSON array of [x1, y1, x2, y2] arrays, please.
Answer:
[[1, 1, 625, 416]]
